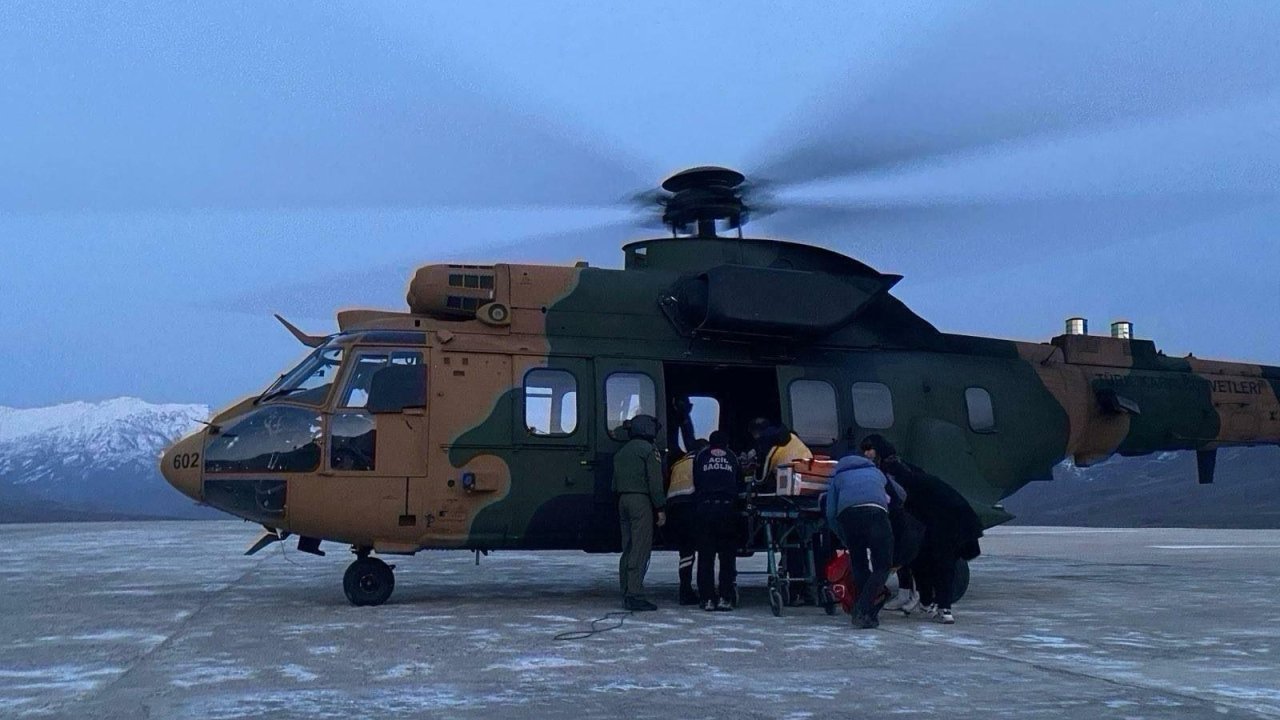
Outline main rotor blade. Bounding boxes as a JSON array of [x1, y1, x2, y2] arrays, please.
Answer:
[[757, 192, 1277, 281], [1, 3, 652, 213], [753, 1, 1280, 186]]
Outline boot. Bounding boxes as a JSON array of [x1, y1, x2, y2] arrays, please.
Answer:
[[624, 596, 658, 612]]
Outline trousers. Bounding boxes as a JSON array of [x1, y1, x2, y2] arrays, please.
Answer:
[[695, 501, 738, 603], [837, 505, 894, 620], [618, 493, 654, 599]]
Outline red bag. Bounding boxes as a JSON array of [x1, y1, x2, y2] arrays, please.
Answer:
[[825, 550, 855, 614], [825, 549, 893, 615]]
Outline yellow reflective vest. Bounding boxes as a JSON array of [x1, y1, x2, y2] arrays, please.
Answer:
[[761, 433, 812, 481], [667, 453, 695, 501]]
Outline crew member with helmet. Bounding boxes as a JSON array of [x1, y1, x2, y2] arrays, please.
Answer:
[[612, 414, 667, 612], [692, 431, 745, 611]]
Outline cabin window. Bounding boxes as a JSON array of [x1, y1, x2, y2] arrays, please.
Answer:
[[789, 379, 839, 446], [966, 387, 996, 433], [524, 369, 579, 436], [606, 372, 657, 440], [851, 382, 894, 429]]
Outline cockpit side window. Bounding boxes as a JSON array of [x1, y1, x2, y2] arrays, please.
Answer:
[[339, 350, 423, 409], [328, 349, 424, 472]]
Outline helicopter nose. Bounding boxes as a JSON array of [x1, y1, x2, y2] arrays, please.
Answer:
[[160, 431, 204, 502]]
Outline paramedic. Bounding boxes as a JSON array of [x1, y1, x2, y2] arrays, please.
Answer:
[[748, 418, 812, 484], [748, 417, 816, 603], [612, 414, 666, 612], [693, 431, 744, 611], [666, 439, 706, 606]]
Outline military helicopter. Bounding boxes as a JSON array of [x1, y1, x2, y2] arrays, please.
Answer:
[[160, 158, 1280, 606], [9, 2, 1270, 606]]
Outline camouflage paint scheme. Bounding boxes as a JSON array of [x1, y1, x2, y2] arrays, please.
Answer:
[[161, 237, 1280, 556]]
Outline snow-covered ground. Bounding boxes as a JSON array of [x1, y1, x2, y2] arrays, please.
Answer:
[[0, 523, 1277, 719]]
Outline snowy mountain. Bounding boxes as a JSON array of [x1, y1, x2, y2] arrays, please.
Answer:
[[0, 398, 220, 522], [1004, 447, 1280, 528]]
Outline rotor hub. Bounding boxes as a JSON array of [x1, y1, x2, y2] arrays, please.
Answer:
[[657, 166, 750, 237]]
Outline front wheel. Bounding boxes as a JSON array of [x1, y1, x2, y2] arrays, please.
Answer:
[[952, 558, 970, 603], [343, 556, 395, 607]]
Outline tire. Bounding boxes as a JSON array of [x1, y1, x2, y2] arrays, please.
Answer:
[[952, 558, 970, 603], [768, 588, 784, 618], [343, 556, 395, 607]]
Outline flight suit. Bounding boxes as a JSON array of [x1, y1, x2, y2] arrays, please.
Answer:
[[612, 436, 665, 604]]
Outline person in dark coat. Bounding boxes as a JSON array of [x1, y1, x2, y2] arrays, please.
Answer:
[[861, 434, 983, 625], [862, 436, 925, 613]]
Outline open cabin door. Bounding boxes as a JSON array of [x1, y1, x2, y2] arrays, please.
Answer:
[[585, 357, 667, 552]]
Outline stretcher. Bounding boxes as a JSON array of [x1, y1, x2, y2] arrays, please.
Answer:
[[738, 492, 839, 617]]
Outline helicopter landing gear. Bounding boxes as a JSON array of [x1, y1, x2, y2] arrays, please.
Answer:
[[343, 553, 395, 607]]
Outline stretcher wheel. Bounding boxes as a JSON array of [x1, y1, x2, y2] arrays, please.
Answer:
[[768, 588, 784, 617], [778, 579, 792, 608]]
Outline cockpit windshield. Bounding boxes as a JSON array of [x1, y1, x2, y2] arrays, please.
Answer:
[[259, 345, 344, 406]]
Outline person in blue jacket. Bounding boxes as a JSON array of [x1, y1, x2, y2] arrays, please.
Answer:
[[824, 453, 895, 629]]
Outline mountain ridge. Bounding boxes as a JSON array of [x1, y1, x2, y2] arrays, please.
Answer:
[[0, 397, 218, 522]]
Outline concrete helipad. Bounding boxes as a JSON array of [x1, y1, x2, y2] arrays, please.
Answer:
[[0, 522, 1277, 719]]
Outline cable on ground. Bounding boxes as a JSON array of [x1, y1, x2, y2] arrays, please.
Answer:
[[552, 611, 634, 642]]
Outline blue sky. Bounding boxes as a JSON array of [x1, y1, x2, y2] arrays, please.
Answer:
[[2, 1, 1278, 408]]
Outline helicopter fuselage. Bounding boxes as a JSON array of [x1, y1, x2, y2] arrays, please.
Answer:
[[161, 237, 1280, 557]]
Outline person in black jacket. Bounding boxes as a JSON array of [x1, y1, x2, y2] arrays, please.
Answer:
[[693, 431, 745, 611], [861, 434, 982, 625]]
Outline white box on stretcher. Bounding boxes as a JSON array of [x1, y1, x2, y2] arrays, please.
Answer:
[[774, 458, 837, 497]]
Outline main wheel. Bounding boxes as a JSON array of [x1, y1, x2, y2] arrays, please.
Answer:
[[952, 558, 971, 603], [343, 556, 395, 607]]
